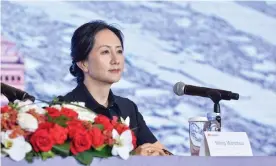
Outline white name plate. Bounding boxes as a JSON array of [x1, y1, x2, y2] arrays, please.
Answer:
[[199, 132, 253, 156]]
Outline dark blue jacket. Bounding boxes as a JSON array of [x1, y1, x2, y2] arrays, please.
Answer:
[[57, 83, 157, 146]]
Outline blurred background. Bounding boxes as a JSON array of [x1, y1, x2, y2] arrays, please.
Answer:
[[1, 1, 276, 156]]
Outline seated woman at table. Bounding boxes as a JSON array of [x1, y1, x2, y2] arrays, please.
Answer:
[[58, 20, 171, 156]]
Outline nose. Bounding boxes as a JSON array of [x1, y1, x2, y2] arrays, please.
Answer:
[[110, 51, 120, 65]]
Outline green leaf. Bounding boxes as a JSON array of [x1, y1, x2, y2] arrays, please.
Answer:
[[8, 102, 18, 110], [74, 149, 94, 166], [25, 151, 41, 163], [47, 114, 70, 127], [41, 151, 55, 160], [53, 115, 70, 127], [46, 114, 54, 122], [95, 144, 106, 151], [52, 97, 60, 104], [92, 124, 104, 130], [130, 150, 136, 156], [90, 146, 112, 158], [47, 96, 63, 106], [52, 142, 70, 157], [74, 146, 112, 165], [25, 151, 35, 163]]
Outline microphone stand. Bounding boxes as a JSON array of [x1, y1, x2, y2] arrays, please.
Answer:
[[207, 90, 222, 131]]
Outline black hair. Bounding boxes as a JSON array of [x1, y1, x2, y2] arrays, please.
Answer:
[[69, 20, 124, 83]]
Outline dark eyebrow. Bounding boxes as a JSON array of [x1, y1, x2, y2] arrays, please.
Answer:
[[97, 45, 122, 50]]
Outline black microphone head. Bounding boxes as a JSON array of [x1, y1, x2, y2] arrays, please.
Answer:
[[1, 82, 35, 102], [231, 92, 239, 100], [173, 82, 186, 96]]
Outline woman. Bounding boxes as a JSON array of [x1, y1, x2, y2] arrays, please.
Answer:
[[59, 20, 170, 156]]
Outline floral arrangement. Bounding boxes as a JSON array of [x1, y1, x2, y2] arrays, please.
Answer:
[[1, 99, 137, 165]]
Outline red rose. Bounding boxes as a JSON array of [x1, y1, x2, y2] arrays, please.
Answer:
[[49, 124, 68, 145], [89, 127, 104, 148], [67, 119, 83, 127], [106, 138, 116, 146], [70, 130, 92, 155], [38, 122, 54, 131], [1, 106, 11, 113], [102, 129, 114, 145], [45, 107, 60, 117], [60, 107, 78, 119], [94, 115, 113, 131], [114, 123, 129, 135], [111, 116, 118, 126], [30, 129, 54, 152], [67, 120, 85, 138], [102, 129, 112, 138]]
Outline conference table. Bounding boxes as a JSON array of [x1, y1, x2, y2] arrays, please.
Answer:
[[2, 156, 276, 166]]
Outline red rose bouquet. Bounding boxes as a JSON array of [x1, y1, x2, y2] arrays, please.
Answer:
[[1, 99, 137, 165]]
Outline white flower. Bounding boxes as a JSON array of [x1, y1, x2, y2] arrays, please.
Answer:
[[50, 104, 62, 110], [29, 106, 46, 114], [120, 117, 130, 127], [17, 113, 38, 132], [14, 99, 33, 107], [62, 102, 86, 110], [70, 102, 86, 107], [15, 99, 46, 114], [77, 111, 97, 122], [1, 131, 32, 161], [111, 129, 134, 160], [63, 102, 97, 122]]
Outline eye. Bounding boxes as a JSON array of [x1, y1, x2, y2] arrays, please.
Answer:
[[117, 50, 123, 54], [101, 50, 110, 55]]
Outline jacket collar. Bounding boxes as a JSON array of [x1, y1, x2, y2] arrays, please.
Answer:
[[71, 83, 116, 114]]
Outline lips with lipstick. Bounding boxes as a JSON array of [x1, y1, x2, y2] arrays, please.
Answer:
[[108, 69, 121, 73]]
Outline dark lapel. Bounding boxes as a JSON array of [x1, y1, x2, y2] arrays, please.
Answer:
[[69, 83, 117, 115], [113, 95, 131, 120]]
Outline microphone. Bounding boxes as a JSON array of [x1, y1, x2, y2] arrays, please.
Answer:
[[173, 82, 239, 101], [1, 82, 35, 102]]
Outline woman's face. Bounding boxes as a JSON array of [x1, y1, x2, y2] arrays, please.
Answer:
[[80, 29, 125, 84]]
